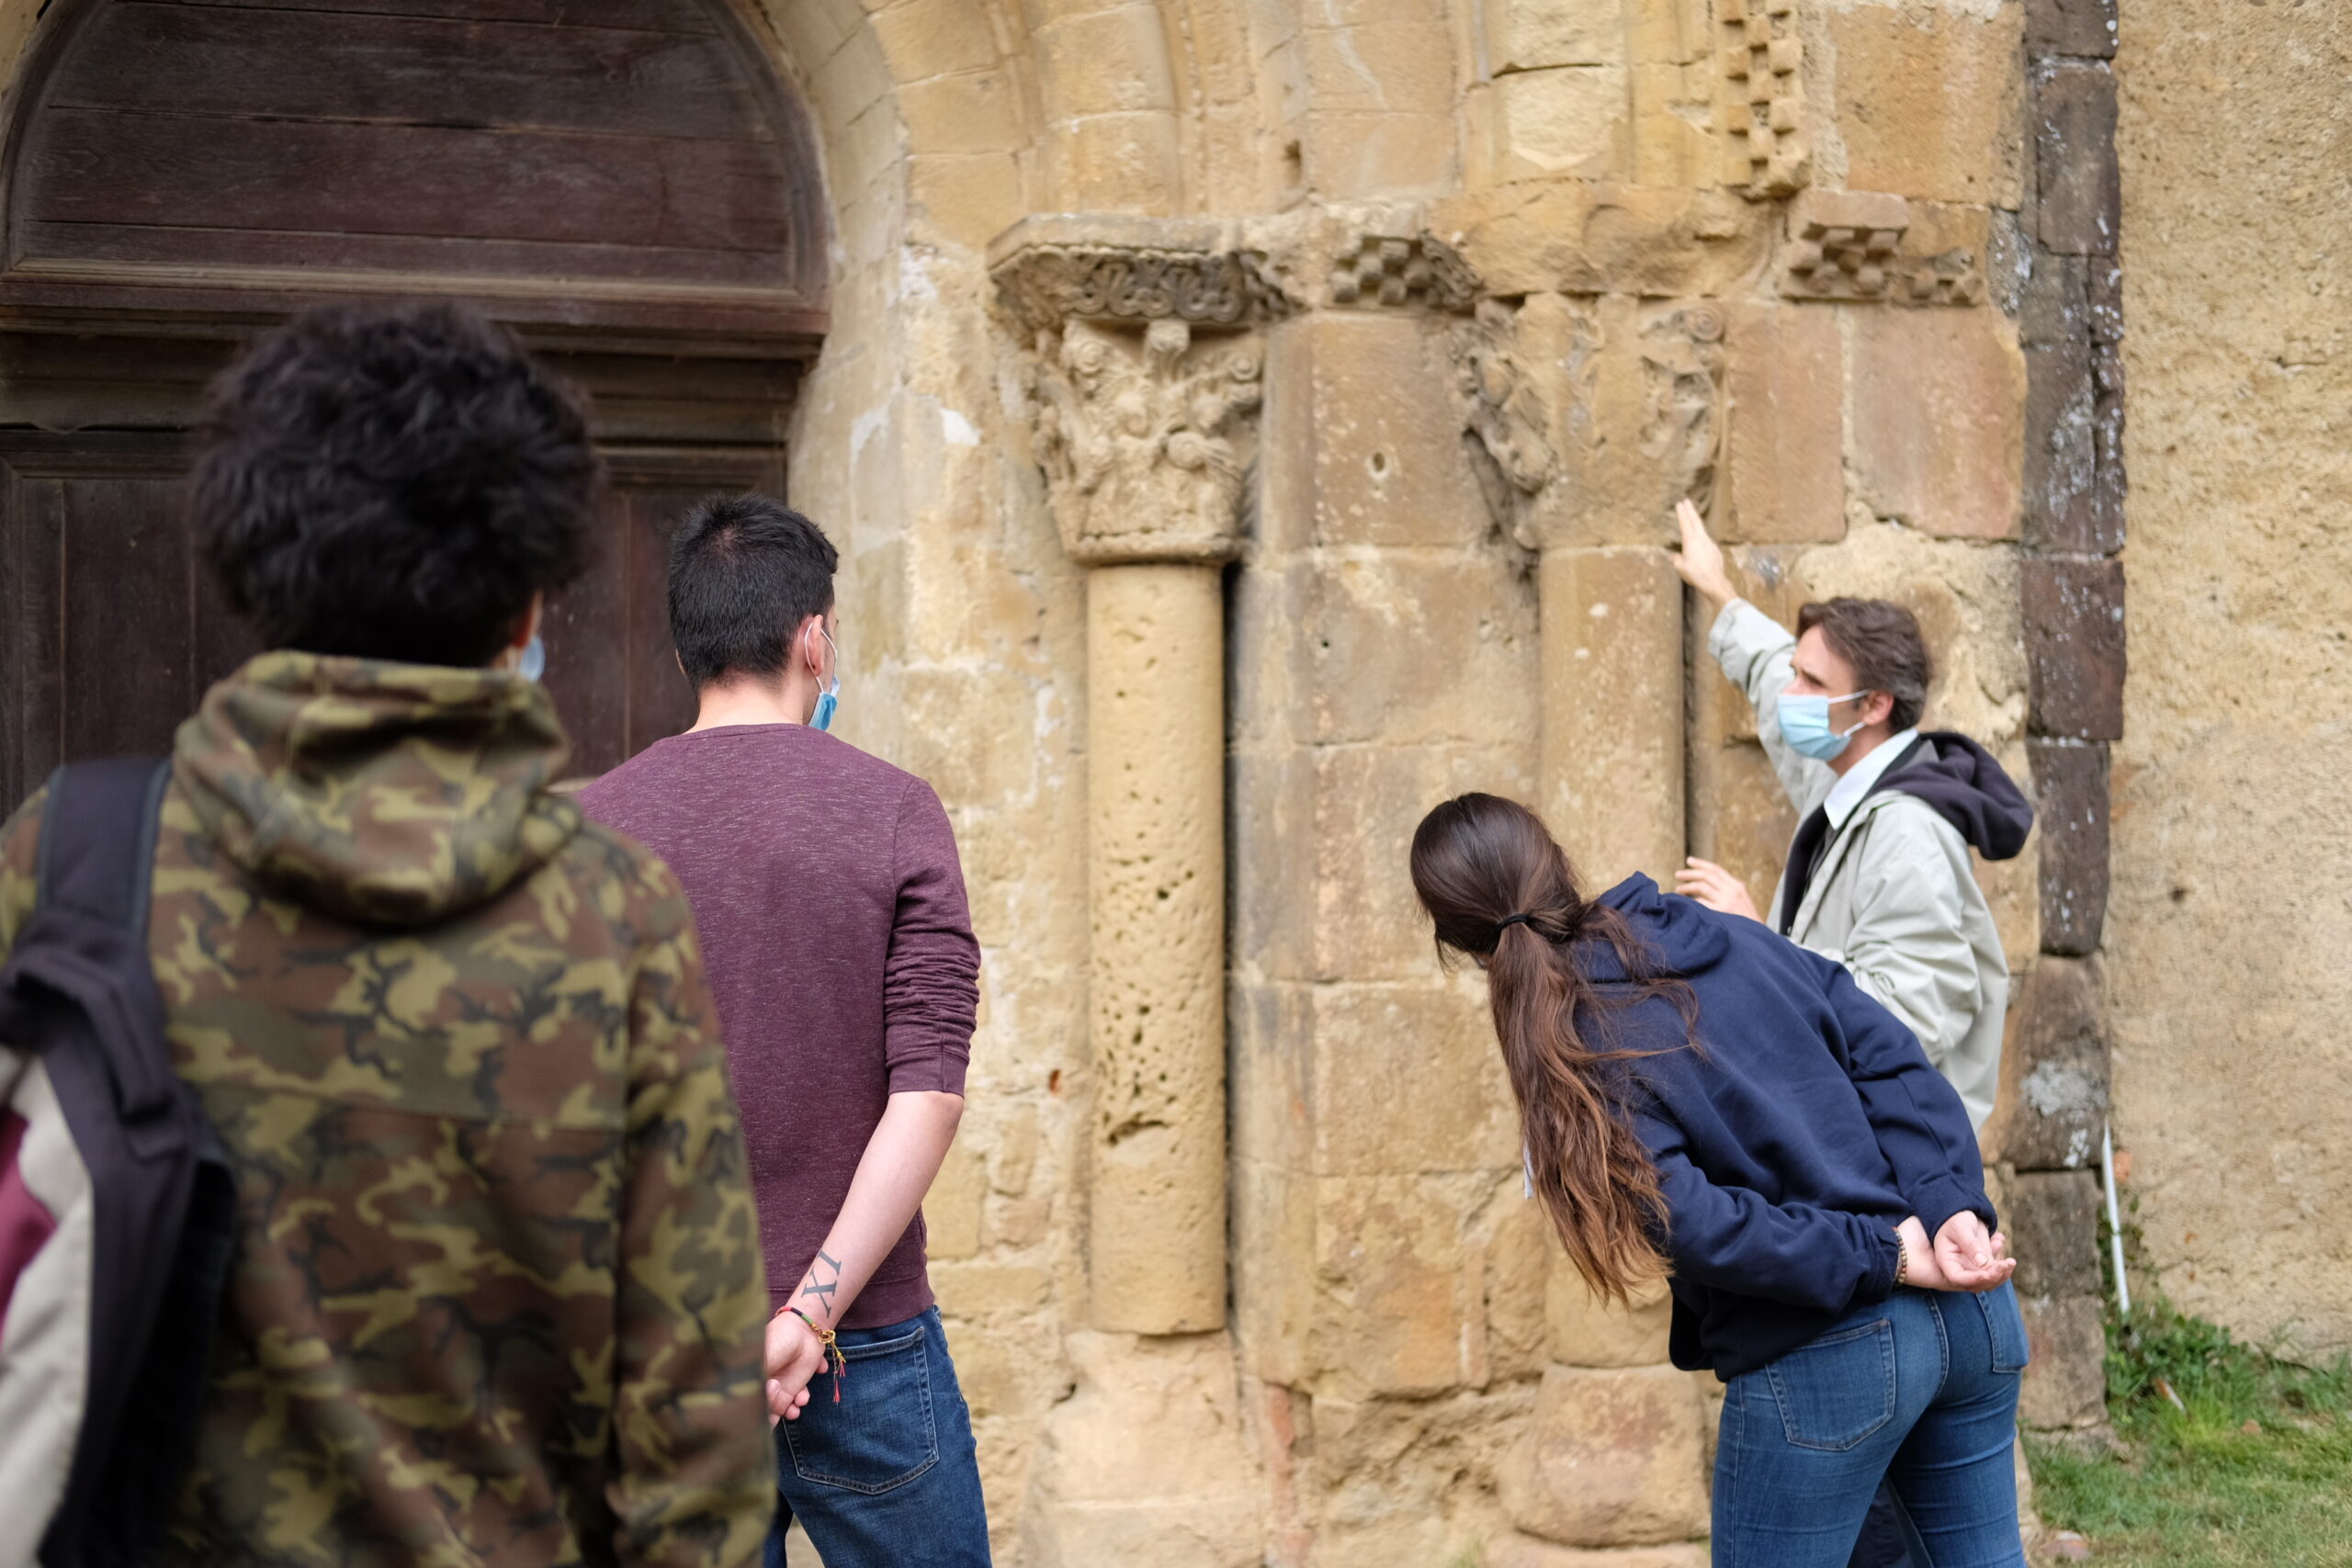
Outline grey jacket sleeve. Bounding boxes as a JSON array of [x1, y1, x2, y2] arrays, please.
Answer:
[[1812, 804, 1984, 1077], [1707, 599, 1835, 818]]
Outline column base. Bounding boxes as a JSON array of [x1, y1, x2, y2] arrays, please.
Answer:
[[1022, 1330, 1264, 1568]]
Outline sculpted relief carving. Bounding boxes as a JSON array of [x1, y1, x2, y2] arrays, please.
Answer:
[[994, 226, 1283, 566], [1329, 231, 1480, 311], [1446, 296, 1724, 544], [1638, 303, 1727, 513], [1023, 318, 1264, 566], [1449, 299, 1559, 543], [1719, 0, 1809, 198], [995, 219, 1743, 561], [994, 241, 1289, 337]]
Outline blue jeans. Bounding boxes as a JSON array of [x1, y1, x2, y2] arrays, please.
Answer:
[[763, 1306, 991, 1568], [1713, 1284, 2028, 1568]]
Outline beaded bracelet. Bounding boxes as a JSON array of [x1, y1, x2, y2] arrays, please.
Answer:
[[1894, 1229, 1911, 1289]]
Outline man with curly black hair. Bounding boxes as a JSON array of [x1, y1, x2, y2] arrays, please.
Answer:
[[191, 300, 600, 668], [0, 301, 776, 1565]]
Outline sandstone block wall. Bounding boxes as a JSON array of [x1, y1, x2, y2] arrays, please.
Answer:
[[28, 0, 2332, 1559], [2110, 1, 2352, 1358]]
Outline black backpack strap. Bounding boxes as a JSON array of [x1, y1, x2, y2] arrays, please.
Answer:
[[35, 756, 172, 939], [13, 757, 232, 1568], [26, 759, 175, 1122]]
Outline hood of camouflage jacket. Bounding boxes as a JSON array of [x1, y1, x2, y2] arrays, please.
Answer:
[[174, 651, 583, 928]]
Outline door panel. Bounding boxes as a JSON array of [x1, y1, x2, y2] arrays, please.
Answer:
[[59, 471, 197, 761], [0, 0, 815, 809], [3, 0, 827, 341], [0, 434, 218, 806], [0, 432, 783, 807]]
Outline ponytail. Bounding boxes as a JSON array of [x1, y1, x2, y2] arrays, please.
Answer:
[[1409, 794, 1695, 1305]]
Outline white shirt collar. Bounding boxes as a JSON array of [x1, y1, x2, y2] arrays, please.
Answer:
[[1823, 728, 1921, 829]]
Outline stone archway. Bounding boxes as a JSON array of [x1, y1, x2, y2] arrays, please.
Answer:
[[0, 0, 828, 790]]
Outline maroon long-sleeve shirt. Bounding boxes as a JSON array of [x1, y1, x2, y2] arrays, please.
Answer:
[[579, 723, 979, 1327]]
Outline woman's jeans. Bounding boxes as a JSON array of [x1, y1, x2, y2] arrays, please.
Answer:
[[1713, 1284, 2028, 1568], [763, 1307, 991, 1568]]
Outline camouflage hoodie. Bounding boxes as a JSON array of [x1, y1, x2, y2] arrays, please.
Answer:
[[0, 654, 774, 1568]]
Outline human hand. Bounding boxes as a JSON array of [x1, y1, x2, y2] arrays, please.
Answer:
[[1671, 499, 1738, 610], [1674, 857, 1762, 921], [764, 1311, 825, 1422], [1933, 1211, 2016, 1294], [1895, 1216, 1949, 1290]]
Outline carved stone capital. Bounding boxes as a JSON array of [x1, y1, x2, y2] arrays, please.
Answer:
[[1448, 299, 1558, 541], [1021, 317, 1263, 567], [990, 219, 1281, 567], [1636, 301, 1727, 516], [989, 215, 1292, 337], [1507, 295, 1727, 550]]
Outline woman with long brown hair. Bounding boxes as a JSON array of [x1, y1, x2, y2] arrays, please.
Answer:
[[1410, 793, 2026, 1568]]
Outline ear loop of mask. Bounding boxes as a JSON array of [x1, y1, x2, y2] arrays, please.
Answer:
[[808, 624, 841, 732], [1825, 690, 1870, 739]]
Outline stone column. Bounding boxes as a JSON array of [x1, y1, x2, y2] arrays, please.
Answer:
[[1084, 558, 1227, 1331], [994, 218, 1281, 1330], [992, 216, 1282, 1563], [1535, 545, 1688, 886]]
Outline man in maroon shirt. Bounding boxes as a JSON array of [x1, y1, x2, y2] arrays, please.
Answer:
[[579, 496, 989, 1568]]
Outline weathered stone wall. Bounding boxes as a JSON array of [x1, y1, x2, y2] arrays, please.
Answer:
[[775, 5, 2066, 1556], [29, 0, 2317, 1558], [2110, 3, 2352, 1358]]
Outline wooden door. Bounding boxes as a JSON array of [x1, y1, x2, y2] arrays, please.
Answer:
[[1, 0, 826, 340], [0, 435, 784, 801], [0, 0, 823, 802], [0, 433, 254, 804]]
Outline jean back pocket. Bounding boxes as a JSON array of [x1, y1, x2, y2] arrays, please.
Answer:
[[1977, 1284, 2030, 1375], [1765, 1318, 1897, 1452], [781, 1322, 941, 1495]]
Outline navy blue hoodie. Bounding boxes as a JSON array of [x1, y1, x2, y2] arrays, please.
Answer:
[[1580, 874, 1996, 1381]]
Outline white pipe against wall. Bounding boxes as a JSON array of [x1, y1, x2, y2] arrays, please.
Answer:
[[2102, 1122, 2131, 1317]]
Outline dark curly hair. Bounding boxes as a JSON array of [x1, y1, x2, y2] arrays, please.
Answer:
[[192, 300, 598, 667]]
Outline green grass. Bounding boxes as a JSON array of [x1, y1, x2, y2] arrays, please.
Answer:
[[2026, 1224, 2352, 1566]]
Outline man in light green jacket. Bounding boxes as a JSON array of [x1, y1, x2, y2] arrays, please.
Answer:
[[1668, 502, 2034, 1132]]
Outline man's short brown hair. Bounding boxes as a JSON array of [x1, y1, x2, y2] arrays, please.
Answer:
[[1796, 598, 1934, 731]]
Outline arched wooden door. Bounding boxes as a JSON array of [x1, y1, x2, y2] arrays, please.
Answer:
[[0, 0, 827, 799]]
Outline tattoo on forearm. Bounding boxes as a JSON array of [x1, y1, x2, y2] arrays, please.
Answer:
[[798, 1249, 845, 1322]]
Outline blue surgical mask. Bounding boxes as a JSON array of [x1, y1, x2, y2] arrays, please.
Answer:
[[1776, 689, 1869, 761], [809, 626, 841, 732], [517, 634, 546, 683]]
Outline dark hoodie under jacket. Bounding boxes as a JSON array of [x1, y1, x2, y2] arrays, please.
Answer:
[[1883, 730, 2035, 860], [1581, 874, 1996, 1382]]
